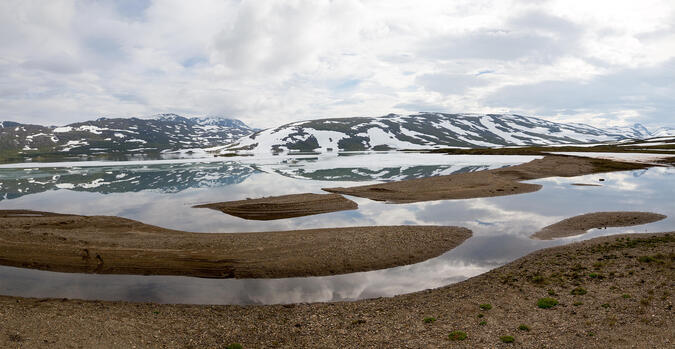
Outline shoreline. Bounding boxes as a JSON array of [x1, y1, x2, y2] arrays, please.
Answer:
[[531, 211, 667, 240], [2, 232, 672, 348], [324, 155, 651, 203], [193, 193, 358, 220]]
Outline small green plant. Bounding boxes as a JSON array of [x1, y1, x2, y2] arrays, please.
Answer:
[[537, 297, 558, 309], [573, 301, 583, 306], [517, 324, 530, 331], [477, 313, 484, 318], [588, 273, 602, 279], [479, 321, 487, 326], [532, 275, 546, 284], [351, 319, 366, 325], [225, 344, 243, 349], [153, 310, 160, 315], [638, 256, 655, 263], [500, 335, 515, 343], [423, 317, 436, 323], [622, 294, 631, 299], [570, 287, 587, 295], [479, 304, 492, 311], [601, 303, 610, 308], [547, 289, 557, 296], [448, 331, 467, 341]]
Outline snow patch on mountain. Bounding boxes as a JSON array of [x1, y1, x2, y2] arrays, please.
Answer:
[[221, 113, 664, 154]]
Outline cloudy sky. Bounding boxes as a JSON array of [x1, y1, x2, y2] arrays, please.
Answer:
[[1, 0, 674, 129]]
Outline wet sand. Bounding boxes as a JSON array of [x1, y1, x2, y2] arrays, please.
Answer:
[[194, 193, 358, 220], [0, 210, 471, 278], [324, 155, 650, 203], [531, 211, 667, 240], [2, 232, 672, 348]]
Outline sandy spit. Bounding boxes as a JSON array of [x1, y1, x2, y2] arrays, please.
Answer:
[[0, 210, 471, 278], [531, 211, 667, 240], [194, 193, 358, 220], [324, 155, 650, 203], [1, 232, 672, 348]]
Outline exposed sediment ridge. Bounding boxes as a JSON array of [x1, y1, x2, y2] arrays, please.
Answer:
[[193, 193, 358, 220], [531, 211, 667, 240], [324, 155, 650, 203], [1, 232, 672, 348], [0, 210, 471, 278]]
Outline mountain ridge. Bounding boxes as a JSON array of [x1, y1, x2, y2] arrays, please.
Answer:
[[220, 113, 671, 154], [0, 115, 254, 162]]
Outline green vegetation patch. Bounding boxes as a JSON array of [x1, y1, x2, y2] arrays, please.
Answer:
[[500, 335, 515, 343], [448, 331, 468, 341], [537, 297, 559, 309], [479, 303, 492, 311], [571, 287, 588, 295]]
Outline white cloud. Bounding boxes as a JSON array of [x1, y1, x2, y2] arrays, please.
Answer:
[[0, 0, 673, 129]]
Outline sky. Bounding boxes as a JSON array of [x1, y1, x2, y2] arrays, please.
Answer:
[[1, 0, 674, 130]]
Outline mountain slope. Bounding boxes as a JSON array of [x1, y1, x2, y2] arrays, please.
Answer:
[[0, 114, 254, 161], [221, 113, 653, 154]]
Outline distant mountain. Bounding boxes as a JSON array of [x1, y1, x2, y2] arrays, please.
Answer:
[[0, 114, 254, 161], [219, 113, 660, 154], [652, 127, 675, 137]]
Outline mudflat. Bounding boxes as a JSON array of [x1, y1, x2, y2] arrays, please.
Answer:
[[0, 210, 471, 278], [2, 233, 672, 348], [194, 193, 358, 220], [531, 211, 667, 240], [324, 155, 650, 203]]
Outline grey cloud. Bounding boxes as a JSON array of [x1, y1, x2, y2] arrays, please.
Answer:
[[394, 100, 452, 113], [419, 11, 581, 63], [20, 54, 82, 74], [483, 59, 675, 127], [112, 0, 151, 21], [416, 73, 489, 95]]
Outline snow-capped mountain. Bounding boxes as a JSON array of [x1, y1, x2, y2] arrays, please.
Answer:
[[220, 113, 660, 154], [0, 114, 254, 161], [652, 127, 675, 137]]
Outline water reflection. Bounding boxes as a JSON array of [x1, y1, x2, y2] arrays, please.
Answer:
[[0, 155, 672, 305]]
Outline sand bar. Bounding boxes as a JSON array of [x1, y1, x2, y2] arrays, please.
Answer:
[[324, 155, 650, 203], [194, 193, 358, 220], [0, 210, 471, 278], [531, 211, 667, 240]]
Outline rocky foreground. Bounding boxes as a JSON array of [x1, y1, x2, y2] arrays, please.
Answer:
[[1, 232, 672, 348]]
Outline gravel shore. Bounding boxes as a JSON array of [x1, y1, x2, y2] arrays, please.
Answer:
[[1, 232, 672, 348]]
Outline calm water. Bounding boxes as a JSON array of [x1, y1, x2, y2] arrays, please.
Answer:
[[0, 152, 672, 304]]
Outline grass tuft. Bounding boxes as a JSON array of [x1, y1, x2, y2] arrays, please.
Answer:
[[448, 331, 467, 341], [537, 297, 558, 309], [479, 304, 492, 311]]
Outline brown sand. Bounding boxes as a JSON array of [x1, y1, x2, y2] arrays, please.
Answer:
[[531, 211, 667, 240], [1, 232, 672, 348], [193, 193, 358, 220], [324, 155, 650, 203], [0, 210, 471, 278]]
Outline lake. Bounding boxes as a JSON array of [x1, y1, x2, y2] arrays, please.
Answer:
[[0, 152, 672, 304]]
